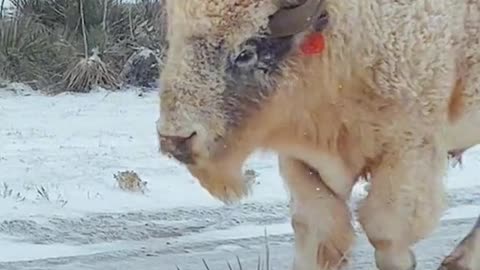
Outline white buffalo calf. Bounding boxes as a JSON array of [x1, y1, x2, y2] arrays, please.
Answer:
[[157, 0, 480, 269]]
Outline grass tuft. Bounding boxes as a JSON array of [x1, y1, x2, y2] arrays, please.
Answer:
[[62, 50, 119, 93], [0, 182, 25, 201], [202, 258, 211, 270], [195, 229, 274, 270]]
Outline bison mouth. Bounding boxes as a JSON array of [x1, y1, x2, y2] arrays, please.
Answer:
[[159, 130, 253, 203], [159, 132, 197, 165]]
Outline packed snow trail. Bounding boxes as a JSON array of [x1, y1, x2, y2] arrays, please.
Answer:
[[0, 85, 479, 269], [0, 215, 476, 270]]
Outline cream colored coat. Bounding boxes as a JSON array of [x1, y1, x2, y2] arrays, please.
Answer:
[[158, 0, 480, 269]]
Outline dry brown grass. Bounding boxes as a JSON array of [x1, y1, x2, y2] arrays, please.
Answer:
[[0, 0, 168, 93], [114, 170, 148, 194], [62, 51, 119, 93], [179, 230, 273, 270]]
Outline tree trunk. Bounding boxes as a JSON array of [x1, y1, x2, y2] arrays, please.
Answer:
[[0, 0, 6, 19], [102, 0, 109, 47], [79, 0, 89, 58]]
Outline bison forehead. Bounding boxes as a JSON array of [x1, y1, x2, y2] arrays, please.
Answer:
[[167, 0, 277, 38], [164, 0, 299, 129]]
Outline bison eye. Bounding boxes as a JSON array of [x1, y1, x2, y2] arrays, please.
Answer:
[[233, 47, 258, 68]]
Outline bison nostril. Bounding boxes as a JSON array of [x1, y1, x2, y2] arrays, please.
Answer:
[[186, 131, 197, 140], [158, 132, 198, 164]]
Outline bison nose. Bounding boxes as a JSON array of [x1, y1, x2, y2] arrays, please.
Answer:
[[158, 132, 197, 164]]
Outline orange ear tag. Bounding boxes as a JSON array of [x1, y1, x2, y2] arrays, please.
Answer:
[[300, 32, 326, 55]]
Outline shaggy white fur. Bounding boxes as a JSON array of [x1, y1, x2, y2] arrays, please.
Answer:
[[158, 0, 480, 269]]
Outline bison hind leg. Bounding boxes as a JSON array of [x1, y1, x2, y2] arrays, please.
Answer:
[[439, 215, 480, 270]]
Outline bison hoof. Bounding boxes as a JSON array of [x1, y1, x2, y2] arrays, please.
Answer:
[[439, 255, 474, 270], [438, 230, 480, 270]]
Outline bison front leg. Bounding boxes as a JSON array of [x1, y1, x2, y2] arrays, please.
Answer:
[[358, 142, 447, 270], [439, 215, 480, 270], [279, 156, 355, 270]]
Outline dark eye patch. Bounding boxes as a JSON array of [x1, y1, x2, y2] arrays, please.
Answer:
[[228, 35, 293, 75], [236, 50, 255, 63], [232, 45, 257, 67], [255, 36, 293, 72], [222, 35, 295, 127]]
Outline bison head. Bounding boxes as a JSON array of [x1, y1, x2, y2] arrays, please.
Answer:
[[157, 0, 329, 203]]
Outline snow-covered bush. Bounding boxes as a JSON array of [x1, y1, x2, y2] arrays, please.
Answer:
[[0, 0, 168, 93]]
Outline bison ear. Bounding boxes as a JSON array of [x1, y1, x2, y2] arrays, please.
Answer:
[[268, 0, 325, 38]]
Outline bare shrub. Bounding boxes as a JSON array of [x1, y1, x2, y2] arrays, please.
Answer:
[[62, 50, 119, 93]]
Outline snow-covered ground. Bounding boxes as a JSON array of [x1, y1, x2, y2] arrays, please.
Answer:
[[0, 84, 479, 269]]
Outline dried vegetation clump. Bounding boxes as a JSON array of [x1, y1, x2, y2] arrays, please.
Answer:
[[114, 170, 148, 194], [0, 0, 168, 93]]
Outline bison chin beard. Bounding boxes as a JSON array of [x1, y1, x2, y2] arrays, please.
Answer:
[[185, 130, 258, 205], [186, 162, 249, 205]]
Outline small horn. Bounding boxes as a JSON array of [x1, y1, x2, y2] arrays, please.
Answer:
[[268, 0, 323, 38]]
